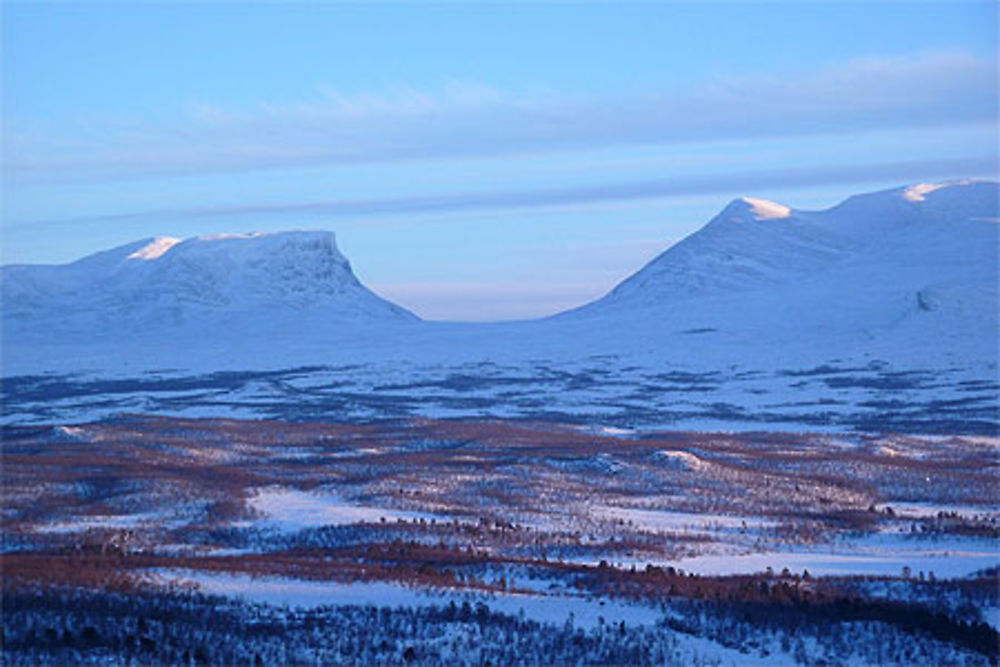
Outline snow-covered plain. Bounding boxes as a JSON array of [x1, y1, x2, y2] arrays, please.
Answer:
[[164, 570, 664, 631], [665, 536, 998, 578], [161, 571, 799, 665]]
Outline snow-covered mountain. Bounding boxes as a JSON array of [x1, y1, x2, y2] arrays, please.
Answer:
[[2, 180, 997, 432], [2, 231, 416, 339], [561, 180, 998, 350]]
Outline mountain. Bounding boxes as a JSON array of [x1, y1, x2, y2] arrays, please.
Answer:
[[2, 231, 416, 340], [4, 181, 995, 353], [2, 181, 996, 432], [560, 180, 998, 353]]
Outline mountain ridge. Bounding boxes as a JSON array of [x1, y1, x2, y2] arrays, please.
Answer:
[[561, 179, 998, 321], [3, 180, 996, 431], [3, 180, 996, 340]]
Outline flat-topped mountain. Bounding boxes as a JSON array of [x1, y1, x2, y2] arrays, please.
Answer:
[[2, 231, 416, 337]]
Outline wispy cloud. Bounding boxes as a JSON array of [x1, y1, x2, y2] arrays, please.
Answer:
[[14, 155, 995, 228], [5, 51, 996, 182]]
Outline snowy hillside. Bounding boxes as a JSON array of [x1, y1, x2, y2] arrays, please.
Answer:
[[2, 231, 416, 339], [2, 181, 997, 432]]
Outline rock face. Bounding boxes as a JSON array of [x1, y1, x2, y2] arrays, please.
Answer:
[[2, 231, 416, 338]]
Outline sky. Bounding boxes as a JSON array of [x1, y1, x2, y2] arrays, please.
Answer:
[[2, 1, 997, 321]]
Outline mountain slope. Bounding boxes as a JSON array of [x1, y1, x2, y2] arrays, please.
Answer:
[[2, 231, 417, 339]]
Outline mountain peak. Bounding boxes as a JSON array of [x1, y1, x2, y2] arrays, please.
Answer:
[[714, 197, 793, 223]]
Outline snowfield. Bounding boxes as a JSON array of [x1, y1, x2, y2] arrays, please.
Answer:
[[164, 570, 666, 631], [247, 487, 445, 532]]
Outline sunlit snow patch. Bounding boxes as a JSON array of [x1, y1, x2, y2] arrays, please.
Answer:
[[741, 197, 792, 220], [248, 487, 441, 531], [127, 237, 182, 260], [903, 183, 948, 202]]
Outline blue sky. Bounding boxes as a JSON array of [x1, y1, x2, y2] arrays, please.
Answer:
[[3, 1, 997, 320]]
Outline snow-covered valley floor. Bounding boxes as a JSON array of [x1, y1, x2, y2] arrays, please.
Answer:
[[4, 350, 996, 435]]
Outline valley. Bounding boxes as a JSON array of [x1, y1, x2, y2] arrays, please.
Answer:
[[3, 356, 996, 435], [2, 181, 998, 663]]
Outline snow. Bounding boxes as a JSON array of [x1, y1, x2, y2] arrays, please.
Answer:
[[35, 512, 169, 534], [3, 182, 996, 665], [2, 229, 416, 339], [127, 236, 182, 260], [248, 487, 442, 531], [164, 570, 664, 630], [2, 180, 997, 434], [984, 606, 1000, 631], [592, 506, 771, 534], [875, 501, 1000, 519], [668, 533, 999, 578], [669, 631, 793, 666], [903, 182, 949, 202], [652, 450, 706, 471], [160, 570, 799, 664], [570, 180, 997, 326], [198, 232, 268, 241], [730, 197, 793, 221]]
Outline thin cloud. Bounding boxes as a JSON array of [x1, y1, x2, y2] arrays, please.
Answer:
[[5, 51, 996, 182], [13, 155, 996, 229]]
